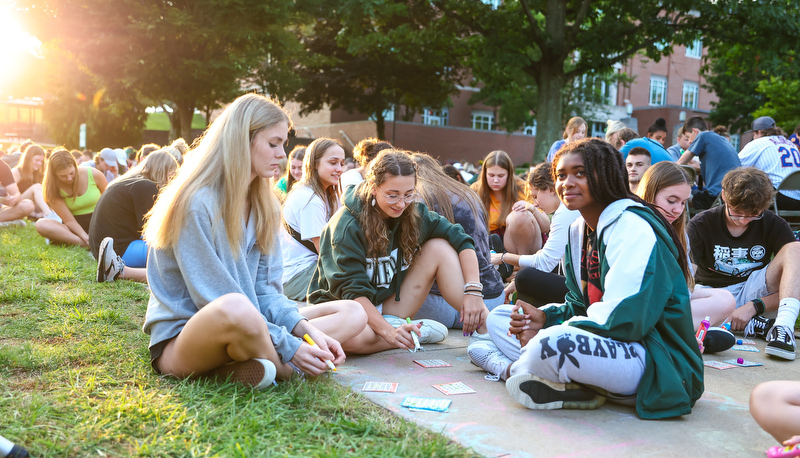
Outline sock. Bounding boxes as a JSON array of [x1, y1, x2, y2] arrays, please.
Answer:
[[774, 298, 800, 329]]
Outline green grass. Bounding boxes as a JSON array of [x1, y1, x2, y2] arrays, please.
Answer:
[[144, 112, 207, 131], [0, 226, 472, 457]]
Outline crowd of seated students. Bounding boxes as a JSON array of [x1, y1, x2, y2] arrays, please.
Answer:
[[3, 101, 799, 446]]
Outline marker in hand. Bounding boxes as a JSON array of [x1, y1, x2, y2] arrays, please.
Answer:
[[302, 334, 336, 372], [406, 317, 422, 352]]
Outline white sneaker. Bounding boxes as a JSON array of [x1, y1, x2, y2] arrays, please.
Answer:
[[383, 315, 448, 344], [0, 219, 26, 228], [467, 341, 512, 381], [43, 211, 62, 223], [206, 358, 277, 389], [468, 331, 493, 346], [97, 237, 124, 282]]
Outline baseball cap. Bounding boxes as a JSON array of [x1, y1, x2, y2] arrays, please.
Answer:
[[98, 148, 118, 165], [114, 148, 128, 166], [748, 116, 776, 133]]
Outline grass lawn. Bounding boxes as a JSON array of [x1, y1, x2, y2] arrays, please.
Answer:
[[0, 226, 472, 457], [145, 113, 207, 131]]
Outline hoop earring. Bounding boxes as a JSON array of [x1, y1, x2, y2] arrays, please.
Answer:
[[371, 198, 376, 206]]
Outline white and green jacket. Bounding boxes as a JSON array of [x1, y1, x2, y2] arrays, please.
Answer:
[[543, 199, 704, 420]]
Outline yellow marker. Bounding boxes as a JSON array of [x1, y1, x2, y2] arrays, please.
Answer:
[[303, 334, 337, 371]]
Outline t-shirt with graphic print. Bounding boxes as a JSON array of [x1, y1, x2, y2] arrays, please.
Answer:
[[580, 225, 602, 308], [687, 205, 796, 288]]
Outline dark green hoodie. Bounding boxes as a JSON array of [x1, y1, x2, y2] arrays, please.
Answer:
[[307, 185, 475, 305]]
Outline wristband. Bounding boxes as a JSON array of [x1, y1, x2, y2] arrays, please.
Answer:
[[500, 252, 506, 264], [464, 291, 484, 298], [464, 288, 483, 294], [752, 298, 766, 315], [465, 281, 483, 290]]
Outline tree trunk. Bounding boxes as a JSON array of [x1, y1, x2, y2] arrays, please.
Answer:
[[375, 112, 386, 141], [167, 103, 181, 144], [534, 70, 565, 163], [176, 103, 195, 143]]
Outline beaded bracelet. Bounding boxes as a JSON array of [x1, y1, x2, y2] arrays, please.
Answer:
[[465, 281, 483, 290], [464, 291, 484, 298]]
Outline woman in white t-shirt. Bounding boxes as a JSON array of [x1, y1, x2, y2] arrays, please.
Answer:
[[282, 138, 345, 300]]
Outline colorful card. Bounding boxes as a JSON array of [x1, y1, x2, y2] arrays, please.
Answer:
[[362, 381, 398, 393], [737, 339, 756, 345], [703, 360, 737, 370], [432, 381, 476, 395], [732, 344, 760, 352], [414, 359, 452, 368], [401, 396, 451, 412], [724, 359, 763, 367]]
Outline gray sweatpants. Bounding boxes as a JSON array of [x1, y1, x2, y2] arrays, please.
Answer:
[[487, 305, 646, 396]]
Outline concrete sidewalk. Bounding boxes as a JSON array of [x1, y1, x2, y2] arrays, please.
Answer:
[[332, 330, 794, 457]]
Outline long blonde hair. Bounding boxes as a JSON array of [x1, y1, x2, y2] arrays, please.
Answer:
[[144, 93, 291, 256], [122, 150, 179, 189], [292, 138, 341, 220], [410, 152, 484, 223], [357, 150, 420, 264]]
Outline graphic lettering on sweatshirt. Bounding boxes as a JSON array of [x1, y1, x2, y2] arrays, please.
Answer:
[[710, 244, 764, 278], [540, 333, 639, 369], [366, 248, 408, 289]]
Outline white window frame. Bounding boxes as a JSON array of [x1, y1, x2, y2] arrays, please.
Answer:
[[649, 76, 667, 106], [522, 120, 537, 136], [730, 133, 740, 151], [686, 39, 703, 59], [590, 121, 606, 138], [682, 81, 699, 109], [471, 111, 494, 131], [423, 108, 449, 126]]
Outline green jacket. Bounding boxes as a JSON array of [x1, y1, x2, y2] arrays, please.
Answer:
[[307, 185, 474, 305], [543, 199, 704, 419]]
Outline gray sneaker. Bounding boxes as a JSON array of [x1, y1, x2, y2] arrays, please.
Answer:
[[0, 219, 26, 228], [383, 315, 448, 344], [97, 237, 124, 282], [467, 340, 512, 381]]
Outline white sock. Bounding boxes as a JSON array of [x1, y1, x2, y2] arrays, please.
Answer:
[[774, 298, 800, 329]]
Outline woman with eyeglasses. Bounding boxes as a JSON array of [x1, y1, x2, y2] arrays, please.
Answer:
[[307, 149, 490, 354]]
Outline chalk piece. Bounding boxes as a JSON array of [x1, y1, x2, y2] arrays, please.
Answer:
[[737, 357, 744, 364], [362, 381, 398, 393], [732, 344, 760, 352], [432, 381, 476, 395], [703, 360, 737, 370], [414, 359, 452, 368], [737, 340, 742, 345]]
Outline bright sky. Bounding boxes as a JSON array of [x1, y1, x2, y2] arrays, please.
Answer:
[[0, 2, 42, 94]]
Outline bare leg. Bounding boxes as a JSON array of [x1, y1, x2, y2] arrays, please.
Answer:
[[19, 183, 52, 216], [299, 300, 367, 343], [691, 288, 736, 328], [0, 199, 35, 222], [750, 380, 800, 443], [765, 242, 800, 302], [35, 218, 87, 247], [155, 293, 294, 380], [120, 266, 147, 283], [503, 211, 542, 255]]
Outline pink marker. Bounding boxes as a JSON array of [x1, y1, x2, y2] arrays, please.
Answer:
[[767, 444, 800, 458]]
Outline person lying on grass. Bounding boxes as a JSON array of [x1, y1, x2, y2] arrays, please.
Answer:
[[142, 93, 366, 388]]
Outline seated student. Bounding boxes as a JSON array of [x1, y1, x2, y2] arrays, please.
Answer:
[[677, 116, 742, 210], [738, 116, 800, 210], [410, 152, 505, 329], [273, 145, 305, 199], [142, 93, 366, 387], [89, 151, 179, 283], [472, 150, 550, 259], [0, 159, 35, 227], [492, 162, 580, 306], [636, 162, 736, 352], [751, 381, 800, 446], [307, 149, 489, 354], [470, 139, 703, 419], [604, 120, 627, 150], [546, 117, 587, 162], [35, 149, 108, 248], [281, 138, 345, 301], [688, 167, 800, 360], [626, 147, 652, 194], [96, 148, 123, 183], [646, 118, 668, 147], [11, 144, 54, 219], [339, 137, 393, 191], [667, 125, 693, 162]]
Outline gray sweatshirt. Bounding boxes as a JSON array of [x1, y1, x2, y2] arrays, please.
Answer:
[[143, 187, 305, 362]]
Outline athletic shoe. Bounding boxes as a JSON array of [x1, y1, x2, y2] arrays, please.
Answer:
[[206, 358, 277, 389], [468, 331, 493, 346], [505, 373, 606, 410], [765, 325, 797, 361], [97, 237, 124, 282], [703, 326, 736, 353], [0, 219, 26, 228], [467, 341, 512, 381], [743, 315, 775, 339], [383, 315, 448, 344]]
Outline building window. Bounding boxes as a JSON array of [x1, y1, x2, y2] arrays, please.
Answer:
[[730, 133, 740, 151], [369, 106, 394, 122], [589, 121, 606, 138], [423, 108, 449, 126], [686, 40, 703, 59], [481, 0, 501, 9], [649, 76, 667, 106], [576, 74, 614, 105], [472, 111, 494, 131], [523, 121, 536, 136], [682, 82, 699, 109]]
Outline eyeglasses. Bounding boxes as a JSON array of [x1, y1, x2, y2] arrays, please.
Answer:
[[377, 190, 419, 204], [726, 206, 763, 222]]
